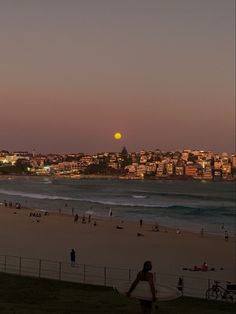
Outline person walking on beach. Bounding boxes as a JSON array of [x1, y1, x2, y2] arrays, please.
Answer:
[[139, 219, 143, 228], [127, 261, 156, 314], [70, 249, 76, 266], [74, 213, 78, 223], [224, 230, 229, 241]]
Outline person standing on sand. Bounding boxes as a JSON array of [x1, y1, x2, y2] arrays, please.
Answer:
[[139, 219, 143, 228], [74, 214, 78, 223], [70, 249, 76, 266], [127, 261, 156, 314], [224, 230, 229, 241]]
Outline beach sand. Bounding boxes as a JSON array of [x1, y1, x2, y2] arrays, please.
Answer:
[[0, 204, 235, 290]]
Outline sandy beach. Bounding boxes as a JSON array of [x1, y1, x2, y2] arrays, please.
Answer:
[[0, 203, 235, 291], [0, 205, 236, 274]]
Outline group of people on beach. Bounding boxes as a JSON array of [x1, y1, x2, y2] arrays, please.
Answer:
[[200, 225, 229, 241], [2, 198, 231, 243], [3, 200, 21, 209], [70, 212, 231, 243], [73, 213, 97, 226]]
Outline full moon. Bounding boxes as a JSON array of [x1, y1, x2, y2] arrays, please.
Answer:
[[114, 132, 122, 140]]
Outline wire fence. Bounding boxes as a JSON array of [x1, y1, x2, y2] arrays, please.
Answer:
[[0, 254, 232, 300]]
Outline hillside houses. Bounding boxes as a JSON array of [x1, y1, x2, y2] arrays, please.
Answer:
[[0, 148, 235, 180]]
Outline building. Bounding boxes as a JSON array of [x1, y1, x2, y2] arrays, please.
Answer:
[[185, 163, 199, 177]]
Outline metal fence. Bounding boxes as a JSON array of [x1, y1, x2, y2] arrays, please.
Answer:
[[0, 254, 227, 300]]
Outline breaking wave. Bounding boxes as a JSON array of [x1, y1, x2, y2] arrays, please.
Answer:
[[0, 189, 233, 217]]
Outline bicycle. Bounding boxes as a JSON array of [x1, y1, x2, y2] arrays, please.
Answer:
[[205, 280, 235, 302]]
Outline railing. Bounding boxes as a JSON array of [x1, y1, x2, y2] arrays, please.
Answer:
[[0, 254, 227, 300]]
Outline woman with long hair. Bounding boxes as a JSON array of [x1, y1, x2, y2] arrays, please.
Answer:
[[127, 261, 156, 314]]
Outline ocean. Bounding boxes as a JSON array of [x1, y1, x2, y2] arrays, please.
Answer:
[[0, 176, 235, 235]]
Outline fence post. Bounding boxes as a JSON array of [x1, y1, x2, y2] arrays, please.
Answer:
[[181, 276, 184, 295], [4, 255, 7, 273], [128, 269, 131, 281], [19, 256, 22, 275], [83, 264, 86, 283], [38, 259, 42, 278], [59, 262, 62, 280], [208, 278, 211, 290], [104, 267, 107, 286]]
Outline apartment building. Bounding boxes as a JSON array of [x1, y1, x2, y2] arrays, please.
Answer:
[[175, 165, 184, 176], [136, 164, 146, 177], [185, 163, 199, 177], [156, 161, 165, 177], [166, 162, 174, 175]]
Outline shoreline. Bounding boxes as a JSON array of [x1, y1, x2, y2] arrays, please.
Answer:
[[0, 203, 235, 240], [0, 191, 235, 237], [0, 176, 235, 237], [1, 173, 235, 181]]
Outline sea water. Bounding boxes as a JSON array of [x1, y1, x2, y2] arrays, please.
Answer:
[[0, 176, 235, 235]]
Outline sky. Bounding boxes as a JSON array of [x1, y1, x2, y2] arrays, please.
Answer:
[[0, 0, 235, 154]]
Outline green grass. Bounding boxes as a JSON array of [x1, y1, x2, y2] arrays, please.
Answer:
[[0, 273, 235, 313]]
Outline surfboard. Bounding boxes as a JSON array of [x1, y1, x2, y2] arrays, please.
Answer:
[[115, 281, 182, 301]]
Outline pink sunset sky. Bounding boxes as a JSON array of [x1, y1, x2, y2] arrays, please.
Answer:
[[0, 0, 235, 154]]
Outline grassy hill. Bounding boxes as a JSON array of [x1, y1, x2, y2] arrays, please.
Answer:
[[0, 273, 235, 314]]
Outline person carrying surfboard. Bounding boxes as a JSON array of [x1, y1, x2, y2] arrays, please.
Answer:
[[127, 261, 156, 314]]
